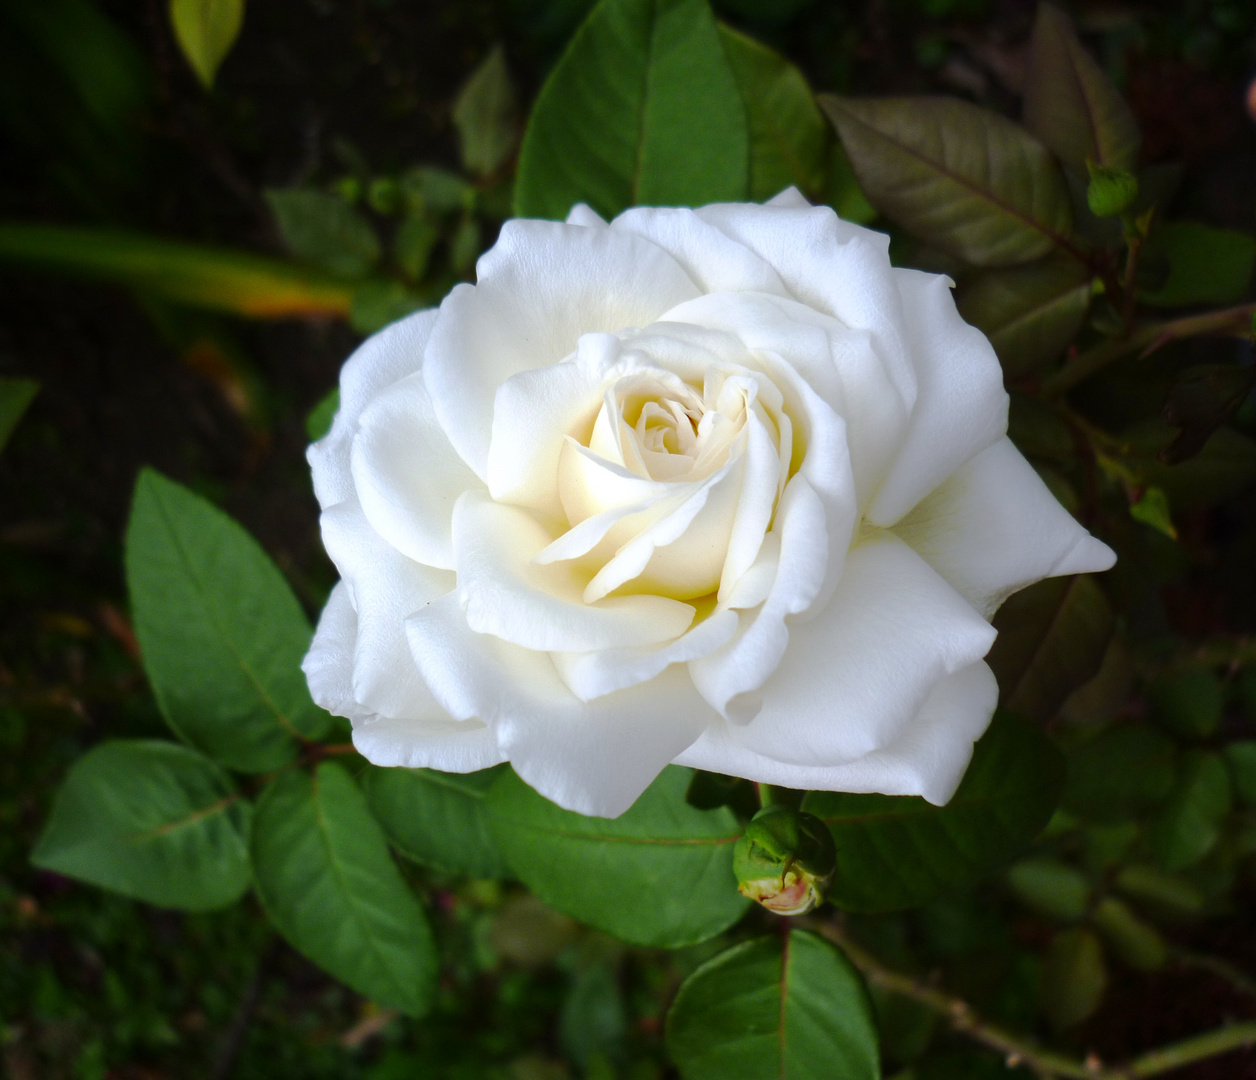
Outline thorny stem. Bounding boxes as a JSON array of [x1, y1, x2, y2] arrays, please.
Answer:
[[1042, 301, 1256, 398], [807, 918, 1256, 1080]]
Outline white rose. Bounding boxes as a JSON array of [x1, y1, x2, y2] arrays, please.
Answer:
[[303, 190, 1114, 818]]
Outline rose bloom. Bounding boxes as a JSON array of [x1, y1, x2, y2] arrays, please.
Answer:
[[303, 190, 1113, 817]]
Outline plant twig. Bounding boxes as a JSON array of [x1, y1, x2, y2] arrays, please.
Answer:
[[1173, 948, 1256, 1000], [1043, 301, 1256, 398], [808, 918, 1256, 1080], [211, 939, 277, 1080]]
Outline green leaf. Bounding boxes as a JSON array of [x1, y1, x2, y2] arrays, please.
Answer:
[[986, 575, 1114, 722], [1129, 486, 1176, 540], [801, 713, 1064, 912], [1093, 896, 1167, 971], [169, 0, 244, 89], [1131, 424, 1256, 513], [0, 376, 38, 454], [819, 94, 1074, 267], [1063, 725, 1178, 823], [1148, 750, 1231, 872], [0, 222, 355, 318], [350, 278, 425, 334], [955, 258, 1093, 377], [1007, 858, 1090, 921], [1161, 365, 1255, 466], [452, 45, 518, 178], [393, 216, 439, 281], [486, 766, 749, 947], [1041, 928, 1107, 1031], [364, 765, 510, 878], [666, 931, 879, 1080], [251, 762, 437, 1016], [1139, 222, 1256, 308], [125, 469, 332, 772], [265, 189, 381, 279], [32, 740, 251, 911], [717, 24, 827, 201], [1148, 668, 1224, 740], [513, 0, 749, 220], [1224, 741, 1256, 806], [1114, 863, 1205, 918], [305, 387, 339, 442], [1022, 3, 1140, 175]]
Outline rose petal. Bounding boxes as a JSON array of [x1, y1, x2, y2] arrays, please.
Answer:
[[302, 581, 364, 721], [320, 500, 455, 721], [350, 370, 483, 570], [662, 291, 903, 507], [609, 206, 790, 295], [423, 221, 701, 479], [688, 475, 830, 720], [553, 607, 740, 702], [453, 492, 695, 651], [674, 661, 998, 804], [309, 308, 437, 510], [487, 332, 628, 525], [351, 715, 506, 772], [566, 203, 608, 227], [727, 530, 997, 765], [693, 203, 918, 416], [867, 270, 1008, 526], [583, 446, 742, 602], [407, 593, 711, 816], [893, 436, 1116, 617]]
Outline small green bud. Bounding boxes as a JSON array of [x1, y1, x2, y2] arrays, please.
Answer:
[[733, 806, 837, 916], [367, 177, 402, 216], [331, 175, 362, 205], [1086, 162, 1139, 218]]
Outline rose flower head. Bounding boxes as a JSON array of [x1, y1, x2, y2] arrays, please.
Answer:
[[303, 190, 1114, 818]]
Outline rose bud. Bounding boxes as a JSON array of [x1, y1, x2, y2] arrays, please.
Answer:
[[1085, 163, 1139, 219], [733, 806, 837, 916]]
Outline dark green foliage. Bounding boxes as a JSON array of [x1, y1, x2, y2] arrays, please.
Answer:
[[31, 740, 251, 911], [802, 714, 1064, 912], [666, 931, 879, 1080], [125, 470, 333, 772], [486, 766, 749, 947], [251, 762, 438, 1017], [513, 0, 749, 219]]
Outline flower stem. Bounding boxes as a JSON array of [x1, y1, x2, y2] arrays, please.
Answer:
[[1042, 301, 1256, 398], [808, 917, 1256, 1080]]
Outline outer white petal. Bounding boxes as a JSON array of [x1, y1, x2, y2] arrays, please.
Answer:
[[423, 220, 701, 479], [693, 202, 918, 415], [452, 492, 695, 651], [727, 531, 997, 765], [407, 593, 712, 816], [351, 716, 506, 772], [765, 186, 812, 209], [566, 203, 607, 227], [350, 370, 481, 570], [304, 581, 501, 771], [894, 437, 1116, 618], [688, 476, 830, 720], [320, 500, 455, 721], [674, 661, 999, 805], [609, 206, 789, 296], [303, 581, 364, 721], [309, 308, 437, 510], [867, 270, 1008, 526], [553, 608, 740, 702]]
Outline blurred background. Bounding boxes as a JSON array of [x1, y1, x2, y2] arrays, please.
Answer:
[[1, 1, 1255, 1078]]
